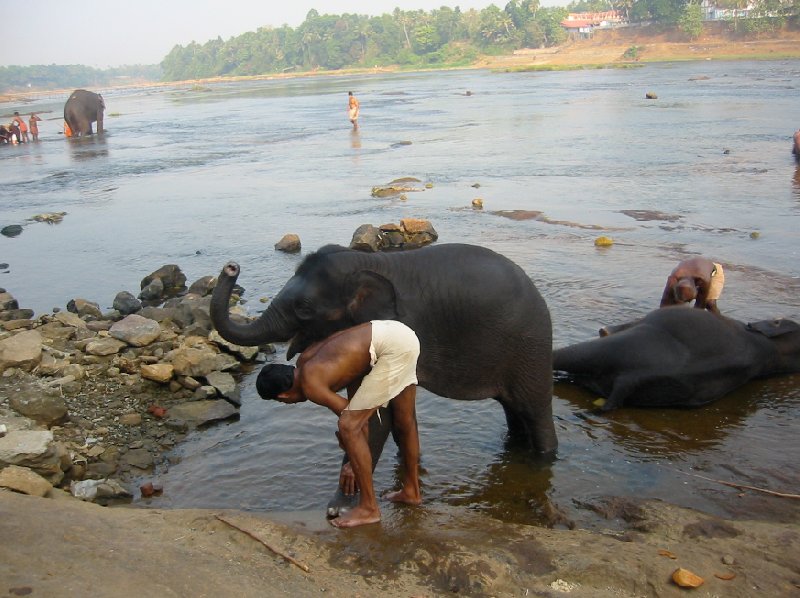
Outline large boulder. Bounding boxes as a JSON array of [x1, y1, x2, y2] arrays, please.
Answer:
[[275, 233, 301, 253], [109, 314, 162, 347], [9, 393, 68, 427], [0, 465, 53, 497], [0, 430, 67, 484], [140, 265, 187, 301], [0, 330, 43, 373]]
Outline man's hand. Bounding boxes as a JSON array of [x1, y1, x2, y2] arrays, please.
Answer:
[[339, 462, 358, 495]]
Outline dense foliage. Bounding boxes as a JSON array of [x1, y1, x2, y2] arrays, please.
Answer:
[[0, 64, 161, 93], [2, 0, 798, 91], [159, 4, 571, 81]]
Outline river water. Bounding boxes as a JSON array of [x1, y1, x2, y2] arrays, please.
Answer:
[[2, 61, 799, 529]]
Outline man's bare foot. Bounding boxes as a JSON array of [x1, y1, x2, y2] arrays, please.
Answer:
[[329, 506, 380, 528], [383, 489, 421, 505]]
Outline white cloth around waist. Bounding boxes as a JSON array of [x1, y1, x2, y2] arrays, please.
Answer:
[[346, 320, 420, 411]]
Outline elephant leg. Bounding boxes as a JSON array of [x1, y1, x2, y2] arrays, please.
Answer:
[[599, 318, 642, 337], [498, 389, 558, 458], [326, 406, 393, 518]]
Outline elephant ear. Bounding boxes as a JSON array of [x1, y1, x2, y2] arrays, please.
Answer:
[[746, 319, 800, 338], [344, 270, 398, 322]]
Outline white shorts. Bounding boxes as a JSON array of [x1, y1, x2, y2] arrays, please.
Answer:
[[707, 263, 725, 301], [346, 320, 420, 411]]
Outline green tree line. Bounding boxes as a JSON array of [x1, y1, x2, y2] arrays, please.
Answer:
[[159, 0, 798, 81], [0, 64, 161, 93], [2, 0, 797, 91]]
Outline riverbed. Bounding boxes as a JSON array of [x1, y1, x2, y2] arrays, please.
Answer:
[[2, 61, 799, 529]]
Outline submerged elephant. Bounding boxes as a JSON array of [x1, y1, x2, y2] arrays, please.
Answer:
[[211, 243, 556, 453], [554, 307, 800, 410], [64, 89, 105, 137]]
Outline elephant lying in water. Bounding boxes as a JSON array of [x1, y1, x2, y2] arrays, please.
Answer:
[[211, 243, 556, 511], [554, 307, 800, 410]]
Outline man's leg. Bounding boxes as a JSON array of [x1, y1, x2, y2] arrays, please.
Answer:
[[384, 385, 421, 505], [332, 406, 381, 528]]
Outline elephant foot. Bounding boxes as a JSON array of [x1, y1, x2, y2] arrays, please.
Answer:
[[326, 487, 360, 519]]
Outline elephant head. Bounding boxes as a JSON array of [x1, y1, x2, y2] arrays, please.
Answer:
[[211, 245, 398, 358], [746, 317, 800, 374]]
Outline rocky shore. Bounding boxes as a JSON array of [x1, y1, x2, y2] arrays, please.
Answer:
[[0, 263, 269, 503]]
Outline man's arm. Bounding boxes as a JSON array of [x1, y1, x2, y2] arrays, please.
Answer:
[[299, 363, 349, 416]]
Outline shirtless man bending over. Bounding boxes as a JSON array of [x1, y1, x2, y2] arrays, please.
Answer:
[[256, 320, 421, 528]]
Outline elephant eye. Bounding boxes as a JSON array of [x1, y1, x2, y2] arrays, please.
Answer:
[[295, 299, 315, 321]]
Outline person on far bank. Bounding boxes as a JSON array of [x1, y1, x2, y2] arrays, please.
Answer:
[[29, 113, 42, 141], [256, 320, 421, 528], [12, 112, 28, 142], [347, 91, 360, 129]]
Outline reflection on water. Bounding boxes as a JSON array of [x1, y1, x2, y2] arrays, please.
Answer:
[[1, 62, 799, 527], [68, 135, 109, 161], [793, 164, 800, 200], [350, 128, 361, 150]]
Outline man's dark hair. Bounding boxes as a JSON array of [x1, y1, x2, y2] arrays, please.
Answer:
[[256, 364, 295, 400]]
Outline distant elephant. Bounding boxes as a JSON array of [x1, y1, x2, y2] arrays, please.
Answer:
[[211, 244, 557, 453], [554, 307, 800, 411], [64, 89, 105, 137]]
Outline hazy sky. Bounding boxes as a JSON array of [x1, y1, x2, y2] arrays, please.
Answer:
[[1, 0, 562, 69]]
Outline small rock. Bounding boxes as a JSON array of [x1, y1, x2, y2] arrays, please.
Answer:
[[275, 233, 301, 253], [0, 330, 43, 374], [168, 399, 238, 428], [119, 413, 142, 426], [9, 392, 68, 426], [113, 291, 142, 315], [0, 465, 53, 497], [193, 385, 218, 400], [140, 481, 163, 498], [147, 405, 168, 418], [1, 225, 23, 238], [672, 567, 704, 588], [109, 314, 162, 347], [85, 337, 127, 356], [67, 298, 102, 319], [141, 265, 187, 298], [141, 363, 174, 384]]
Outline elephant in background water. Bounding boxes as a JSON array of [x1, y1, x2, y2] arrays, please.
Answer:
[[64, 89, 105, 137], [554, 307, 800, 411]]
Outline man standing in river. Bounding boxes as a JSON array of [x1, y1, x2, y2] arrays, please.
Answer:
[[347, 91, 360, 129], [256, 320, 421, 528]]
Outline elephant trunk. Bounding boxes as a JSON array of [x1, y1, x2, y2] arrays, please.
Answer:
[[210, 262, 295, 346]]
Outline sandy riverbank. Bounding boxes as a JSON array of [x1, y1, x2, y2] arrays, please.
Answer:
[[3, 26, 799, 105], [2, 486, 799, 596]]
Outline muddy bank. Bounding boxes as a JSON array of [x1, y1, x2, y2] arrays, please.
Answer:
[[2, 486, 799, 597], [2, 269, 799, 596]]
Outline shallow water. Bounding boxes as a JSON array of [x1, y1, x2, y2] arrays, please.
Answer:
[[2, 61, 799, 528]]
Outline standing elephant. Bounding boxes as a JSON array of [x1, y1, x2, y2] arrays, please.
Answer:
[[211, 244, 556, 454], [64, 89, 105, 137], [554, 307, 800, 411]]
